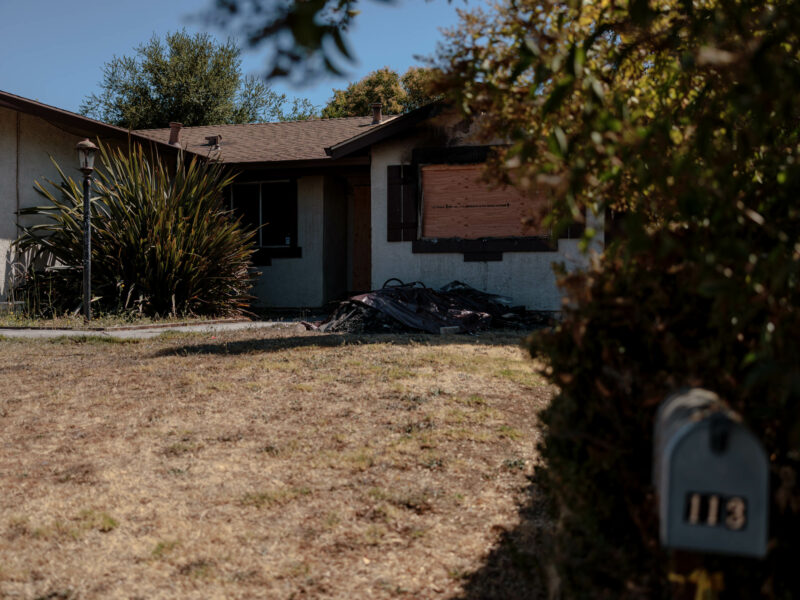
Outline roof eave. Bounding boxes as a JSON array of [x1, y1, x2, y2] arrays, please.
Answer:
[[0, 90, 187, 155], [223, 155, 371, 170]]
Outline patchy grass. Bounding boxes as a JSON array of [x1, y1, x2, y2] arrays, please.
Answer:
[[0, 312, 235, 330], [0, 334, 142, 346], [0, 328, 553, 599]]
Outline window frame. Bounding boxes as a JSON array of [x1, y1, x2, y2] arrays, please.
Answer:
[[229, 179, 302, 266], [394, 146, 585, 261]]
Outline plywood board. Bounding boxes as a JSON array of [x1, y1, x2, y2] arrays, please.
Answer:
[[421, 164, 549, 239]]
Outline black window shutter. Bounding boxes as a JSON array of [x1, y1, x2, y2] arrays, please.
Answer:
[[401, 166, 418, 241], [387, 165, 418, 242]]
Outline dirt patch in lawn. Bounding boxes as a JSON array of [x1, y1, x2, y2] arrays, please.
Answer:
[[0, 328, 554, 599]]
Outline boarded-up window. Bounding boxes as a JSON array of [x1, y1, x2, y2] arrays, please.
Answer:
[[421, 164, 549, 239]]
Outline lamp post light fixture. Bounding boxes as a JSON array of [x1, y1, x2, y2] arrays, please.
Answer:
[[76, 138, 98, 321]]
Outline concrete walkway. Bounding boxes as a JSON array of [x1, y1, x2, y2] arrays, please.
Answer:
[[0, 320, 298, 340]]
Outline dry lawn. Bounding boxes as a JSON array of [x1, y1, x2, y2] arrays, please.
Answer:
[[0, 327, 554, 599]]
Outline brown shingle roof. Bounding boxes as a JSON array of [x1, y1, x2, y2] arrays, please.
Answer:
[[136, 116, 396, 164]]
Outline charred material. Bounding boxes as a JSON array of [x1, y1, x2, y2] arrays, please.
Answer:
[[307, 280, 554, 334]]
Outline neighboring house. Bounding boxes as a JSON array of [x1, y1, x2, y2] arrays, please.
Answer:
[[0, 90, 178, 302], [138, 102, 603, 310]]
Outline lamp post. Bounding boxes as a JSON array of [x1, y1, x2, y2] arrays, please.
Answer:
[[76, 139, 98, 321]]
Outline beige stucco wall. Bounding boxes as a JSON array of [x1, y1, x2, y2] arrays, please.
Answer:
[[0, 106, 87, 301], [249, 176, 326, 308], [322, 176, 348, 303], [369, 134, 604, 311], [0, 108, 16, 300]]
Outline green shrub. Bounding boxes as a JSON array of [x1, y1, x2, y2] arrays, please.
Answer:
[[15, 142, 256, 317], [529, 215, 800, 597], [438, 0, 800, 596]]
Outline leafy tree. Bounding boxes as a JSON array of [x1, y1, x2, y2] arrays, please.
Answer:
[[401, 66, 441, 112], [322, 67, 404, 118], [280, 97, 320, 121], [435, 0, 800, 596], [80, 30, 318, 129], [321, 66, 440, 118], [15, 144, 256, 317]]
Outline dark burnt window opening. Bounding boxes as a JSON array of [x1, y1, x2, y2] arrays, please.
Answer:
[[230, 180, 301, 265]]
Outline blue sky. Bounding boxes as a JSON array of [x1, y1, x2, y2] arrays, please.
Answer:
[[0, 0, 467, 117]]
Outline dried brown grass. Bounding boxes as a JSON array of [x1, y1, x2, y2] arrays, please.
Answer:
[[0, 328, 553, 599]]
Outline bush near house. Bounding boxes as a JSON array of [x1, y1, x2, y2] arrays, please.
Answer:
[[14, 143, 256, 317], [437, 0, 800, 596]]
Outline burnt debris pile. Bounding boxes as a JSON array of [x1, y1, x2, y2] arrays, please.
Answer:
[[305, 280, 553, 334]]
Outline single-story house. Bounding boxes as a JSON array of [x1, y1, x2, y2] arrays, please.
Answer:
[[1, 90, 602, 310], [137, 102, 603, 310]]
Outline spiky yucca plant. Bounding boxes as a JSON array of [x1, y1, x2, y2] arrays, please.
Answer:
[[15, 142, 256, 317]]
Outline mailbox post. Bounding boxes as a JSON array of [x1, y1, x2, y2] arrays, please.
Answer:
[[653, 388, 769, 558]]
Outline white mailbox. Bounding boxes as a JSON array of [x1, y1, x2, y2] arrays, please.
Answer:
[[654, 388, 769, 558]]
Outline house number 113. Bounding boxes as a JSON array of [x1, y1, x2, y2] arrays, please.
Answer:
[[685, 493, 747, 530]]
